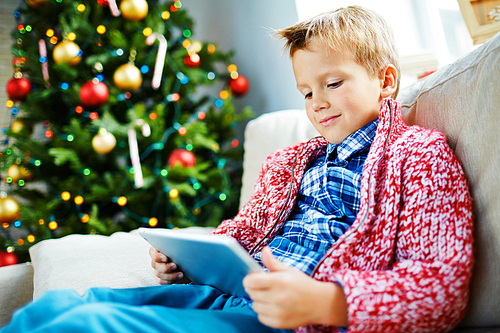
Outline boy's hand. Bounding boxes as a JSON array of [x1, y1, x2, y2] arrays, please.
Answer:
[[243, 247, 348, 329], [149, 246, 186, 285]]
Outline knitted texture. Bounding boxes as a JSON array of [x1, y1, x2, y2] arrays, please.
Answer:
[[213, 99, 473, 333]]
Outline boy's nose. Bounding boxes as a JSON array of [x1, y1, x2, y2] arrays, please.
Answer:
[[312, 93, 329, 112]]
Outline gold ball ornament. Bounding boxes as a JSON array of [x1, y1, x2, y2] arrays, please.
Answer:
[[0, 197, 21, 224], [25, 0, 48, 8], [7, 164, 33, 183], [92, 129, 116, 154], [120, 0, 149, 21], [53, 41, 82, 66], [113, 63, 142, 91]]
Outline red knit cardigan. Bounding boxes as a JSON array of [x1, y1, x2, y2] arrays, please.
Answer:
[[213, 98, 473, 333]]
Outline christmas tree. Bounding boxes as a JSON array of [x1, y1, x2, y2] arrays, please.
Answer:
[[0, 0, 252, 264]]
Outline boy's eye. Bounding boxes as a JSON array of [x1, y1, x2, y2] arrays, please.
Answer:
[[304, 92, 312, 99], [328, 81, 343, 88]]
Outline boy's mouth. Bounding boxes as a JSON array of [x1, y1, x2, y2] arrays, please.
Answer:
[[319, 115, 340, 126]]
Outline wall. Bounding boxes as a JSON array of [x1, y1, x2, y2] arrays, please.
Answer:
[[0, 0, 20, 135], [183, 0, 303, 117]]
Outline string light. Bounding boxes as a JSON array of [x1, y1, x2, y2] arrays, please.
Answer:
[[231, 139, 239, 148], [143, 27, 152, 36], [149, 217, 158, 227], [169, 188, 179, 198], [61, 191, 71, 201], [67, 32, 76, 41], [46, 28, 55, 37], [17, 239, 24, 246], [178, 127, 187, 136], [198, 112, 206, 120], [27, 235, 35, 243], [97, 25, 106, 34], [161, 11, 171, 20], [77, 4, 86, 12], [38, 219, 44, 225], [48, 221, 58, 230], [74, 196, 84, 205], [81, 214, 89, 223], [117, 196, 127, 206], [219, 90, 229, 100]]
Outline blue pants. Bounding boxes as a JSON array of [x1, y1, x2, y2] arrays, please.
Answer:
[[2, 284, 294, 333]]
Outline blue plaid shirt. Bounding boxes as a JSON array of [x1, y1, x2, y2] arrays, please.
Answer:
[[254, 119, 379, 275]]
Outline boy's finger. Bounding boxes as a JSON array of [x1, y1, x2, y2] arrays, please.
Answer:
[[261, 247, 289, 272]]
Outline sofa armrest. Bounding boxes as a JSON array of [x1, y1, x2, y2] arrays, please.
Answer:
[[0, 263, 33, 327]]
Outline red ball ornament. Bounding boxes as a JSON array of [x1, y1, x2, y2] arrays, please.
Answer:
[[6, 77, 31, 101], [228, 74, 250, 97], [97, 0, 109, 7], [184, 54, 200, 68], [0, 251, 18, 267], [168, 149, 196, 168], [79, 80, 109, 109]]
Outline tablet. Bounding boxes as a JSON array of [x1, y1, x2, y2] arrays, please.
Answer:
[[138, 228, 263, 298]]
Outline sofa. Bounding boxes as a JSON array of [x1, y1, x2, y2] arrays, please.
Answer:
[[1, 32, 499, 331]]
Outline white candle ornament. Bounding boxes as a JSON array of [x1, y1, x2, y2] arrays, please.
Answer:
[[146, 33, 168, 89], [128, 128, 144, 188]]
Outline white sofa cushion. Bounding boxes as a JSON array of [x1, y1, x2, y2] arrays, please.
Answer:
[[29, 230, 158, 299], [399, 32, 500, 327], [240, 109, 318, 208], [28, 227, 213, 300]]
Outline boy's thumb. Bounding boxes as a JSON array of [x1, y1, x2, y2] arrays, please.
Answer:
[[261, 246, 289, 272]]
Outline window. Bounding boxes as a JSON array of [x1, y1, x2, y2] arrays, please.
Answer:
[[294, 0, 474, 88]]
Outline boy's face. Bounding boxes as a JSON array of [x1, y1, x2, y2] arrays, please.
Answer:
[[292, 41, 384, 145]]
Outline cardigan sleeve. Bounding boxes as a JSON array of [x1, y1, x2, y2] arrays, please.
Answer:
[[309, 132, 474, 333]]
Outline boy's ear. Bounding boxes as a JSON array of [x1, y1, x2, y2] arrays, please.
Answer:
[[380, 64, 397, 98]]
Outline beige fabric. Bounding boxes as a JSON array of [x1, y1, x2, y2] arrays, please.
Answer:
[[240, 109, 318, 208], [30, 230, 158, 299], [0, 263, 33, 327], [29, 227, 213, 300], [398, 32, 500, 327]]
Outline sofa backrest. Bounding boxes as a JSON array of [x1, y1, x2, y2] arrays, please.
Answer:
[[240, 109, 318, 207], [399, 32, 500, 327], [241, 32, 500, 327]]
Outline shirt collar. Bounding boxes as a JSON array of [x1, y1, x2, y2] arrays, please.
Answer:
[[325, 118, 379, 164]]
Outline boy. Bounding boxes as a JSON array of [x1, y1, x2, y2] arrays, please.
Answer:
[[3, 6, 472, 333]]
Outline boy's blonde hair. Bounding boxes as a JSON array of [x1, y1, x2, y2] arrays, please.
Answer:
[[276, 6, 400, 98]]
